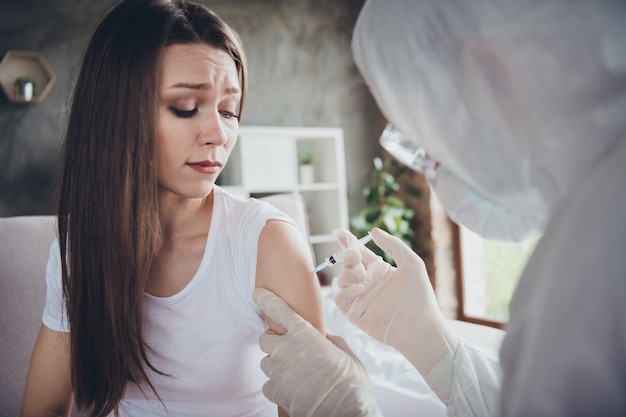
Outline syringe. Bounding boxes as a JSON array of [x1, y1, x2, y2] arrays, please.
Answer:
[[313, 234, 373, 273]]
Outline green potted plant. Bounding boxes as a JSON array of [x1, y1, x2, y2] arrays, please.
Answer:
[[298, 151, 315, 184], [350, 157, 415, 265], [14, 76, 35, 101]]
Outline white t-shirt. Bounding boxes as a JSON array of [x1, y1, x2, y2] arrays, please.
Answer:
[[42, 186, 295, 416]]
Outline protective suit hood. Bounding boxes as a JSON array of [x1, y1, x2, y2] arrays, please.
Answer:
[[353, 0, 626, 241]]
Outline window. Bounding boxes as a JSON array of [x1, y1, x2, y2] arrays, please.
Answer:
[[456, 225, 539, 328]]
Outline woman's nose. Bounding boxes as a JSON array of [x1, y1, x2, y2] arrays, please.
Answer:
[[198, 111, 228, 146]]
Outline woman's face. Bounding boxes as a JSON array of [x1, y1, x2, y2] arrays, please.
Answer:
[[156, 43, 241, 200]]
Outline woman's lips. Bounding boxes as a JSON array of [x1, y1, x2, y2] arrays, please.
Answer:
[[187, 161, 222, 174]]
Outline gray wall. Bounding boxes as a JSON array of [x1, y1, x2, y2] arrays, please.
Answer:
[[0, 0, 385, 216]]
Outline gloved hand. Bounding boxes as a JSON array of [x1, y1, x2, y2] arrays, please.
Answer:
[[334, 227, 458, 377], [253, 287, 383, 417]]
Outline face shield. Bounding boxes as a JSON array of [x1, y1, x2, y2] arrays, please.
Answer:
[[379, 124, 545, 241], [355, 0, 626, 241]]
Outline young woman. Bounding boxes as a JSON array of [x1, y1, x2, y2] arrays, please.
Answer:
[[20, 1, 324, 416]]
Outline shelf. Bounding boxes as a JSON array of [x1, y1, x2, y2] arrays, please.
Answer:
[[0, 50, 56, 103], [297, 182, 339, 192], [309, 234, 337, 245], [219, 126, 349, 267]]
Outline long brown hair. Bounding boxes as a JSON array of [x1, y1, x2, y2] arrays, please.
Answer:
[[57, 1, 247, 415]]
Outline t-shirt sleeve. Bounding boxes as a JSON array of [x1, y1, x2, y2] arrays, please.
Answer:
[[41, 239, 70, 333]]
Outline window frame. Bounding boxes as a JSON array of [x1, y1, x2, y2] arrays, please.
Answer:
[[453, 224, 506, 330]]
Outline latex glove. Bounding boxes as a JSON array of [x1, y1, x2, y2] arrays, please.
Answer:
[[253, 287, 383, 417], [334, 227, 458, 377]]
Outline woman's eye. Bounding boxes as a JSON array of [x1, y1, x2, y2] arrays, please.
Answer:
[[220, 110, 240, 120], [170, 107, 198, 118]]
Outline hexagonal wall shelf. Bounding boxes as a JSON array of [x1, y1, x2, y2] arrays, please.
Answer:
[[0, 50, 56, 103]]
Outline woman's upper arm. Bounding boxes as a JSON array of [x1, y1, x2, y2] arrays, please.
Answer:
[[256, 219, 325, 334], [21, 325, 73, 417]]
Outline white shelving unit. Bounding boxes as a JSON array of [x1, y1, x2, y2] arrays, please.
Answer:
[[219, 126, 349, 275]]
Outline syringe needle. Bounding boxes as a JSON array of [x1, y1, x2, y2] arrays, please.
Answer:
[[313, 233, 373, 273]]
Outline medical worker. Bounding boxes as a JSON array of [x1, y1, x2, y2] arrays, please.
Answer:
[[253, 0, 626, 415]]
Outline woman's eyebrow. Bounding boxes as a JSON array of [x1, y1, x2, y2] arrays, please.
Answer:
[[169, 82, 210, 90]]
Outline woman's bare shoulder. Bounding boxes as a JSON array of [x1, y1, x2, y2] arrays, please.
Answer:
[[255, 219, 325, 333]]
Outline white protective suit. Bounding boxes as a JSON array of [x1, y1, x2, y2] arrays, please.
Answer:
[[352, 1, 626, 414], [255, 0, 626, 416]]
